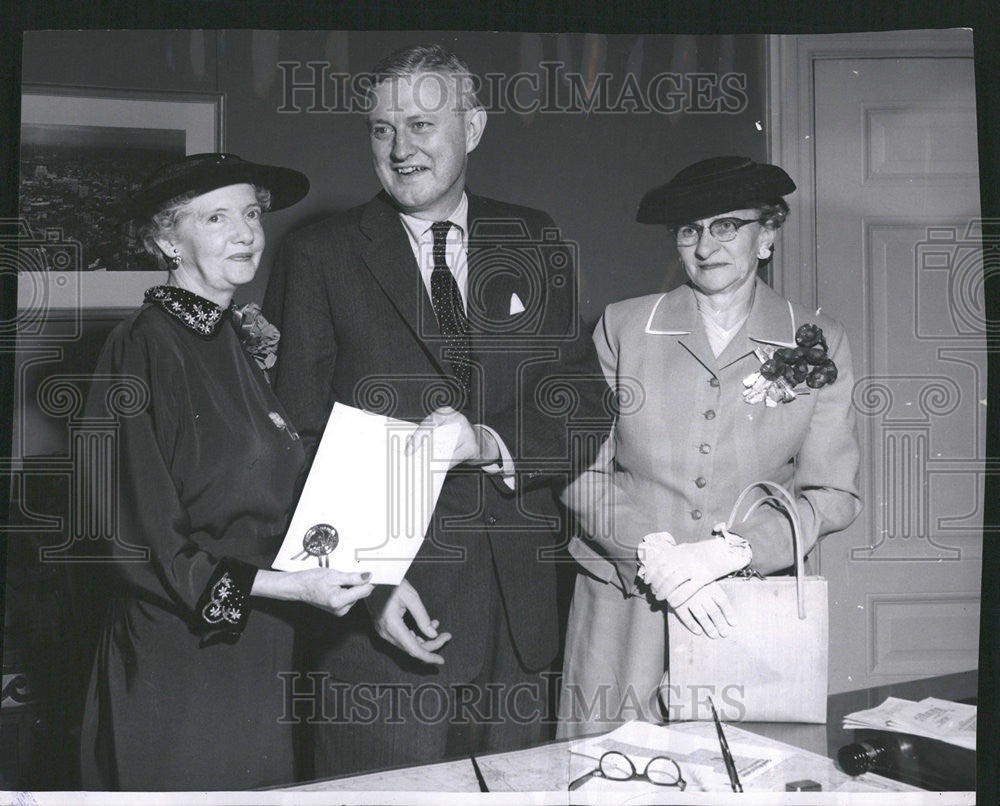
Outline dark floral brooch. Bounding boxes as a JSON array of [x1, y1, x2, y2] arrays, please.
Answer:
[[743, 323, 838, 406], [231, 302, 280, 377]]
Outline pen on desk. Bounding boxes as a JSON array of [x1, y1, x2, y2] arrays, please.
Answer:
[[470, 754, 489, 792], [710, 696, 743, 793]]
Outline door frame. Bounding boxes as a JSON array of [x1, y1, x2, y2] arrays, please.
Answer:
[[765, 30, 976, 312]]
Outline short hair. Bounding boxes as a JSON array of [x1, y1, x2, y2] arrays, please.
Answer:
[[752, 198, 790, 229], [136, 186, 272, 270], [368, 44, 480, 111], [665, 198, 790, 232]]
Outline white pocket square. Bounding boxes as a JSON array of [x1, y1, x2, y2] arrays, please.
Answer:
[[509, 292, 525, 315]]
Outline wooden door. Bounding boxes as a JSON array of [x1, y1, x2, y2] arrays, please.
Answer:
[[770, 31, 983, 693]]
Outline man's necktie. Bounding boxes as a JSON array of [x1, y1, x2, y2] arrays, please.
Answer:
[[430, 221, 471, 396]]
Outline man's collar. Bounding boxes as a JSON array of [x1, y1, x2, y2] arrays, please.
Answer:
[[644, 279, 799, 347], [144, 285, 228, 336], [397, 192, 469, 243]]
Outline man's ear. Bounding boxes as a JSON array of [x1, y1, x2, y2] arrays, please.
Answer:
[[465, 106, 487, 154]]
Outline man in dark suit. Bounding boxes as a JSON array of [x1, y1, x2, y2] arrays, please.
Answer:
[[264, 44, 610, 776]]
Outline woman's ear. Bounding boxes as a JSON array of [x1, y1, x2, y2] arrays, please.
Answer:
[[153, 236, 178, 266], [153, 235, 173, 255], [757, 226, 776, 260]]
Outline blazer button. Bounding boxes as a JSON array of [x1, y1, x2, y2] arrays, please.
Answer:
[[699, 443, 711, 454], [704, 409, 716, 420], [695, 477, 708, 488], [487, 516, 497, 525], [709, 377, 720, 387], [691, 509, 703, 520]]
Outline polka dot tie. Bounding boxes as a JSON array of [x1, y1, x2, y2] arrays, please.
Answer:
[[430, 221, 471, 397]]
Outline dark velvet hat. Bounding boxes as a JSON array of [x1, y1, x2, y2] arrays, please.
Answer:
[[129, 153, 310, 221], [636, 156, 796, 225]]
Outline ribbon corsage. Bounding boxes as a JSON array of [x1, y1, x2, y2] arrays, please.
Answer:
[[231, 302, 280, 377], [743, 323, 838, 406]]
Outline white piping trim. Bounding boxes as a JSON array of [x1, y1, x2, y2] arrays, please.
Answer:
[[749, 299, 798, 348], [643, 293, 692, 336]]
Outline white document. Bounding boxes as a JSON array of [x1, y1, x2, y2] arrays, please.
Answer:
[[271, 403, 460, 585], [569, 720, 790, 785]]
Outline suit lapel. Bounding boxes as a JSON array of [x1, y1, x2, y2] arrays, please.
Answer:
[[745, 278, 799, 349], [466, 194, 501, 330], [650, 280, 799, 372], [359, 193, 444, 360], [646, 285, 718, 374]]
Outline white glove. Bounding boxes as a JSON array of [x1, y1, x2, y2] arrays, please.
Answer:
[[671, 581, 735, 638], [636, 524, 752, 608]]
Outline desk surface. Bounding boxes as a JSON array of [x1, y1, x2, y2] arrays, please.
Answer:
[[285, 670, 977, 794]]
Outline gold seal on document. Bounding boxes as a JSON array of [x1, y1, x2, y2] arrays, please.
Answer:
[[303, 524, 339, 556]]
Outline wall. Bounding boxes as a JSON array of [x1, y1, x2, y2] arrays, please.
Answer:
[[22, 29, 767, 323], [6, 31, 768, 788]]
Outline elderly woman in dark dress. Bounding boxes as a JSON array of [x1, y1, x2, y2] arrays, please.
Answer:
[[80, 154, 373, 790], [557, 156, 862, 738]]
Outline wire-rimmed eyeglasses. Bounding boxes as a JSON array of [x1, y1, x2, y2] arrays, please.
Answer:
[[568, 750, 686, 791], [673, 217, 762, 246]]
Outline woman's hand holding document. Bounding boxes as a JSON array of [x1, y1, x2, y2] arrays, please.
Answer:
[[272, 403, 461, 584]]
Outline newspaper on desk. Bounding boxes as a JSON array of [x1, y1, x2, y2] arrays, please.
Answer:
[[842, 696, 976, 751], [271, 403, 460, 584]]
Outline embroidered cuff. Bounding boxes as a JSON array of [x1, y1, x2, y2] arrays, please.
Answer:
[[194, 558, 258, 642]]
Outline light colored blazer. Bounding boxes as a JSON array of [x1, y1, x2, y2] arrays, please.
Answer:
[[565, 279, 862, 594]]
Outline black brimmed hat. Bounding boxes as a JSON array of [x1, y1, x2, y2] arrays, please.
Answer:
[[637, 156, 795, 225], [129, 153, 309, 221]]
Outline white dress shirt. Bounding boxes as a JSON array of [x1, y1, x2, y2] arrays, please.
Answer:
[[398, 194, 516, 488]]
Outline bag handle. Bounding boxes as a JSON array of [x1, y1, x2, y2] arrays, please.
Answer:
[[725, 481, 807, 620]]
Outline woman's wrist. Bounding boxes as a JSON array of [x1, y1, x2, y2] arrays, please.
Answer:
[[250, 568, 294, 601]]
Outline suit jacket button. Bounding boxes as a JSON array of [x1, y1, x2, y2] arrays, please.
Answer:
[[699, 443, 711, 454], [704, 409, 716, 420], [487, 516, 497, 525], [691, 509, 703, 520], [695, 477, 708, 488], [709, 377, 720, 387]]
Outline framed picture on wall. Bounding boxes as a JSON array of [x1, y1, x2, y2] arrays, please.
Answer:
[[15, 85, 224, 311]]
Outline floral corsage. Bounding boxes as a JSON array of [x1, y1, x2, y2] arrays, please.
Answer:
[[231, 302, 280, 377], [742, 324, 838, 406]]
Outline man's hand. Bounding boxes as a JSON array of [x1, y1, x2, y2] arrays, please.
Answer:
[[373, 579, 452, 665], [670, 581, 736, 639], [406, 406, 500, 469]]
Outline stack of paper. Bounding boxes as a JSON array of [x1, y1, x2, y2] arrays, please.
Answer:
[[842, 697, 976, 751]]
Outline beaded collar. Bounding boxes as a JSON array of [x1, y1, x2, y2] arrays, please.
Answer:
[[144, 285, 228, 336]]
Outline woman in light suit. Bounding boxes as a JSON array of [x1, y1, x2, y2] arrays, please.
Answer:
[[557, 156, 862, 738]]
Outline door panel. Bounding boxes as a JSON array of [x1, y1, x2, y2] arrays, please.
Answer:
[[777, 41, 984, 693]]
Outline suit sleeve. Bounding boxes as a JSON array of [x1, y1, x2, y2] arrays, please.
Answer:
[[91, 330, 259, 644], [479, 210, 614, 493], [560, 310, 660, 595], [265, 231, 338, 464], [734, 322, 863, 573], [265, 229, 392, 617]]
